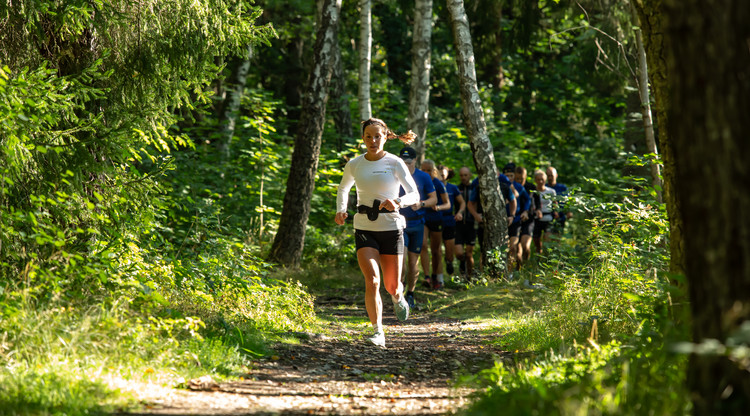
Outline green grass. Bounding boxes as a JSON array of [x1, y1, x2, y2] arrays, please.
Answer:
[[0, 295, 253, 415]]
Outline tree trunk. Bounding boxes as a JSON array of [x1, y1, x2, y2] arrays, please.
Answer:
[[639, 0, 750, 413], [217, 45, 253, 160], [632, 20, 661, 203], [267, 0, 342, 267], [358, 0, 372, 122], [635, 1, 750, 411], [330, 34, 353, 149], [632, 0, 684, 277], [408, 0, 433, 165], [283, 38, 306, 136], [447, 0, 507, 265]]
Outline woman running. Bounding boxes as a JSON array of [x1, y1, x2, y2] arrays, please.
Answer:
[[335, 118, 420, 347]]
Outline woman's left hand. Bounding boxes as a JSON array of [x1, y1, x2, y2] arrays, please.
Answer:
[[380, 199, 400, 212]]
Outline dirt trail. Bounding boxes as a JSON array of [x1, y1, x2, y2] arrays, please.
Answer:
[[123, 292, 509, 415]]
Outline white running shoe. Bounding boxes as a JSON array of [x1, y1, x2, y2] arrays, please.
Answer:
[[368, 331, 386, 347]]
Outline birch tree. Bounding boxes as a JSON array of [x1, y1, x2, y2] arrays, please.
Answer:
[[632, 0, 684, 276], [630, 7, 661, 203], [407, 0, 433, 164], [216, 45, 253, 160], [267, 0, 342, 267], [358, 0, 372, 121], [447, 0, 507, 264]]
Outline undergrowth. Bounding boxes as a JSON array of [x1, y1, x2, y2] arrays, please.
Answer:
[[455, 193, 691, 415], [0, 229, 317, 415]]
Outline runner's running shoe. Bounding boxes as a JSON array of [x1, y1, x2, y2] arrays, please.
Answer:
[[368, 330, 386, 347], [393, 296, 410, 321], [405, 292, 415, 309]]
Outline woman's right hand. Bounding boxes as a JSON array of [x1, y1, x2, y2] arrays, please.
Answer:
[[335, 211, 348, 225]]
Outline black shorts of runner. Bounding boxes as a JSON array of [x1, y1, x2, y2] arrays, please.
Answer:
[[477, 225, 484, 248], [508, 221, 521, 238], [520, 219, 535, 237], [442, 225, 456, 240], [425, 220, 443, 233], [533, 220, 552, 238], [455, 222, 476, 246], [355, 229, 404, 255]]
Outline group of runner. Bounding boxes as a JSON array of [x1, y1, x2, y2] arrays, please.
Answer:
[[335, 118, 570, 347], [395, 149, 571, 305]]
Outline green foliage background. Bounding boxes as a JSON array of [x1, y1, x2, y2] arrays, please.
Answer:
[[0, 0, 685, 414]]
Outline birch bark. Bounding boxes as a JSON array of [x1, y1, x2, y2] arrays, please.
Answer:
[[447, 0, 507, 268], [358, 0, 372, 121], [408, 0, 433, 164], [631, 9, 661, 202]]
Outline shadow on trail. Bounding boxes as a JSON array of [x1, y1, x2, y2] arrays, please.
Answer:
[[117, 290, 512, 415]]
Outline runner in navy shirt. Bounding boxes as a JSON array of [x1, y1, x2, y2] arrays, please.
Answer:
[[398, 147, 436, 309], [438, 165, 463, 278], [454, 167, 476, 278], [468, 174, 516, 272], [420, 159, 450, 290], [515, 165, 536, 265], [502, 163, 530, 273]]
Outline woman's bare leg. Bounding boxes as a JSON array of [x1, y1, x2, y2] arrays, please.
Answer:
[[357, 247, 382, 327]]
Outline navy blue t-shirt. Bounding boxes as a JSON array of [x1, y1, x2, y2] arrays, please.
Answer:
[[425, 178, 447, 222], [399, 168, 435, 224], [551, 182, 569, 222], [457, 181, 475, 224], [511, 181, 530, 224], [442, 182, 460, 227]]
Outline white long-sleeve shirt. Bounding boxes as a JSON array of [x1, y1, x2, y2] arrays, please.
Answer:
[[336, 152, 419, 231]]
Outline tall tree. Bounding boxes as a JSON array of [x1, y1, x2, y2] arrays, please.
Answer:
[[447, 0, 507, 260], [630, 7, 661, 203], [668, 1, 750, 413], [216, 45, 253, 159], [358, 0, 372, 121], [637, 0, 750, 413], [408, 0, 433, 164], [330, 34, 353, 148], [267, 0, 342, 267], [632, 0, 684, 276]]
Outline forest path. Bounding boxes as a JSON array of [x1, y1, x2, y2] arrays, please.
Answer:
[[123, 287, 510, 415]]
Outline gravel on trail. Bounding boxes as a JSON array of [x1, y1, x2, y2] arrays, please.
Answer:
[[121, 292, 511, 416]]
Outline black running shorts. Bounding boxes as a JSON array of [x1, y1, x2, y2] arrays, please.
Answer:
[[425, 220, 443, 233], [533, 220, 552, 238], [455, 222, 476, 246], [442, 225, 456, 240], [508, 221, 521, 238], [355, 229, 404, 255], [520, 219, 534, 237]]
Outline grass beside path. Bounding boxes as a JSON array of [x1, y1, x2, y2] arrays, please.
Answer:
[[0, 256, 690, 416]]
